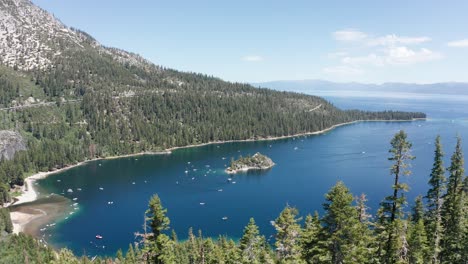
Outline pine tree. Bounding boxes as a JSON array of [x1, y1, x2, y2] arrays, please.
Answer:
[[356, 193, 372, 224], [272, 206, 305, 264], [125, 244, 137, 264], [115, 249, 124, 263], [425, 135, 445, 264], [411, 195, 424, 223], [380, 130, 414, 263], [462, 175, 468, 263], [145, 194, 170, 263], [156, 234, 176, 264], [408, 197, 430, 264], [239, 218, 266, 264], [440, 137, 465, 264], [301, 212, 328, 263], [322, 181, 373, 264]]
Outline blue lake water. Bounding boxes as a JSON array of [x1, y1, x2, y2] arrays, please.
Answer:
[[36, 95, 468, 256]]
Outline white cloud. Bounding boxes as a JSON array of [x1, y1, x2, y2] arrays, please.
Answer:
[[384, 46, 442, 65], [323, 65, 364, 75], [367, 34, 431, 46], [327, 30, 442, 73], [340, 47, 442, 67], [447, 39, 468, 47], [333, 29, 367, 42], [241, 55, 264, 62]]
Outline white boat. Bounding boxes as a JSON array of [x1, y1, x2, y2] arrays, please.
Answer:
[[222, 216, 228, 220], [199, 202, 205, 205], [99, 187, 104, 190]]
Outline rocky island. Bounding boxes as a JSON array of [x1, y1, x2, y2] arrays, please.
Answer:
[[226, 153, 275, 174]]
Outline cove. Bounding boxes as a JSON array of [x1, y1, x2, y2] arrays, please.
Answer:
[[34, 96, 468, 257]]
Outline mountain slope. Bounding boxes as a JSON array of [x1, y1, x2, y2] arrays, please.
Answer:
[[0, 0, 153, 71], [0, 0, 424, 204]]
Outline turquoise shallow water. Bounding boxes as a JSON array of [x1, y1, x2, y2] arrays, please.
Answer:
[[36, 96, 468, 256]]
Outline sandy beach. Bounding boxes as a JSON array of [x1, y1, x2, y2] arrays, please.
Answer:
[[7, 118, 424, 235]]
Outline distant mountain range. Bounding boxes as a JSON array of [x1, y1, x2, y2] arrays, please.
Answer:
[[254, 80, 468, 99]]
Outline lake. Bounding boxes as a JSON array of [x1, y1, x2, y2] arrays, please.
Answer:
[[35, 95, 468, 256]]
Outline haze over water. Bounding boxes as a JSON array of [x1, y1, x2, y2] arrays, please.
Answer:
[[36, 95, 468, 256]]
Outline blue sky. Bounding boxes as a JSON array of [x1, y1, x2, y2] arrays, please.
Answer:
[[32, 0, 468, 84]]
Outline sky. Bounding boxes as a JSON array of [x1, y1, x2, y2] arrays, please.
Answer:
[[32, 0, 468, 84]]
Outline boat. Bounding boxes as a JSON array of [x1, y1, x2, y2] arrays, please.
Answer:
[[199, 202, 205, 205], [99, 187, 104, 190], [222, 216, 228, 220], [95, 235, 103, 239]]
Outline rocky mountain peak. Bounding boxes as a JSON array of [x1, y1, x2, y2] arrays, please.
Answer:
[[0, 0, 155, 71]]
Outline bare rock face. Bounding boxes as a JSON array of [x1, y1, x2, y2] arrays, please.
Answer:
[[0, 130, 26, 161], [0, 0, 156, 71]]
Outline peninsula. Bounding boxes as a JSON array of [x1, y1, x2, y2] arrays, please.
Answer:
[[226, 153, 275, 174]]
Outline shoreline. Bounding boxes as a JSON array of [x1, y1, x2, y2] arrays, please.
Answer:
[[7, 118, 424, 234], [226, 164, 275, 174]]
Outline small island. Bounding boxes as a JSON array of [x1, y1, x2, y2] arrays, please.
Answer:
[[226, 153, 275, 174]]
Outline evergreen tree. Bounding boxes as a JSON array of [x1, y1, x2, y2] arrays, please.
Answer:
[[462, 175, 468, 264], [321, 181, 373, 264], [425, 135, 446, 264], [301, 212, 328, 263], [125, 244, 137, 264], [411, 195, 424, 223], [408, 197, 430, 264], [272, 206, 305, 264], [380, 130, 414, 263], [440, 137, 466, 264], [116, 249, 124, 263], [239, 218, 266, 264], [0, 208, 13, 233], [145, 194, 170, 263]]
